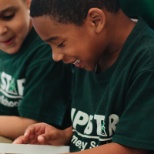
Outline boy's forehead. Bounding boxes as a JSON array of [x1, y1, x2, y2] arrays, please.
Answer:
[[32, 15, 66, 30], [32, 15, 84, 42], [32, 15, 58, 30], [0, 0, 21, 12], [32, 16, 62, 40]]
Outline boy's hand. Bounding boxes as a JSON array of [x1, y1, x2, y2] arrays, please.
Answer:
[[13, 123, 72, 145]]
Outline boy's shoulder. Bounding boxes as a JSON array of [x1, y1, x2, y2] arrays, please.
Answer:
[[126, 18, 154, 49]]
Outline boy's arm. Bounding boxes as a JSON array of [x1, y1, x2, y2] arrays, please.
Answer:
[[13, 123, 147, 154], [69, 143, 147, 154], [0, 116, 37, 140], [14, 124, 72, 145]]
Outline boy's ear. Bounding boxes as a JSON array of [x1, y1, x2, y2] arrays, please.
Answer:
[[87, 8, 106, 33], [25, 0, 31, 9]]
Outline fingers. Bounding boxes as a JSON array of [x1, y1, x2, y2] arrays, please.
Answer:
[[13, 129, 37, 144], [23, 129, 30, 137], [14, 123, 59, 145], [13, 135, 28, 144], [37, 135, 46, 144], [40, 129, 65, 145], [13, 137, 22, 144]]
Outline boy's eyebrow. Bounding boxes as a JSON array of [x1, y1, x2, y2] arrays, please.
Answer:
[[44, 36, 59, 43], [0, 6, 17, 15]]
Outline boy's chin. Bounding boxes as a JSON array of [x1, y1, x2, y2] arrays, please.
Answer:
[[84, 66, 96, 72]]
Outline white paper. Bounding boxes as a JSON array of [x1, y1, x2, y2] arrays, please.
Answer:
[[0, 143, 69, 154]]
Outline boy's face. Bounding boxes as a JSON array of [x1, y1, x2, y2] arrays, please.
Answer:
[[0, 0, 31, 54], [32, 16, 104, 71]]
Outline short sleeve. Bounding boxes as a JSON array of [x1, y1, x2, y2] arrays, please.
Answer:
[[113, 70, 154, 151], [18, 47, 72, 128]]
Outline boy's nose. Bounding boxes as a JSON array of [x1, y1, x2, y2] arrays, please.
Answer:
[[52, 51, 64, 62], [0, 24, 7, 35]]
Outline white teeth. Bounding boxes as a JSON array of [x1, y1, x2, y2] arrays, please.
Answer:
[[73, 59, 80, 65]]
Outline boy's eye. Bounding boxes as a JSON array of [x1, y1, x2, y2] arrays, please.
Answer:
[[57, 42, 65, 48], [3, 14, 15, 20]]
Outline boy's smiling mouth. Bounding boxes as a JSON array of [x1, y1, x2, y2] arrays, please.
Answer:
[[0, 36, 15, 45], [73, 59, 81, 67]]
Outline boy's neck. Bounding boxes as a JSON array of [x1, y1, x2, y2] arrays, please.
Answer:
[[98, 10, 136, 72]]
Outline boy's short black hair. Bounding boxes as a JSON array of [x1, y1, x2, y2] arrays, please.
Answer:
[[30, 0, 120, 25]]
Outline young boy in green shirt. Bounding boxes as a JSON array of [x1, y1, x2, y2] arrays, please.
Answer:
[[0, 0, 72, 142], [14, 0, 154, 153]]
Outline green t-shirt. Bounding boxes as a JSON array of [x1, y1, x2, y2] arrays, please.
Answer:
[[70, 18, 154, 153], [0, 28, 72, 129]]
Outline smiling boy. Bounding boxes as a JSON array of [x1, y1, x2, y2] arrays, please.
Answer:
[[14, 0, 154, 153], [0, 0, 72, 141]]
